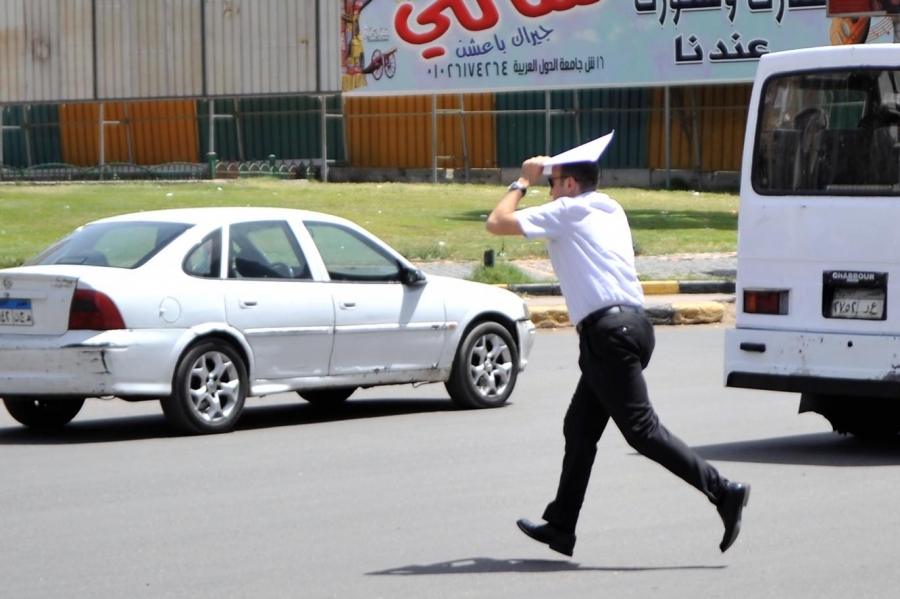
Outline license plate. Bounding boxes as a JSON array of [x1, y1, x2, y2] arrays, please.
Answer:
[[829, 287, 884, 320], [0, 298, 33, 326]]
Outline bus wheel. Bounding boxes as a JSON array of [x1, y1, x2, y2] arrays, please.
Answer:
[[825, 413, 900, 439], [802, 394, 900, 439]]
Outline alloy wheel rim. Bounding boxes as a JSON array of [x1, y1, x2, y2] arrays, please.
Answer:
[[468, 333, 513, 398], [187, 350, 241, 423]]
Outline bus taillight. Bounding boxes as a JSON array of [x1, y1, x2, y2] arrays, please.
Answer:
[[743, 289, 789, 315]]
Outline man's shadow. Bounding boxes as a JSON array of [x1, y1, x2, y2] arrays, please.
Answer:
[[368, 557, 724, 575]]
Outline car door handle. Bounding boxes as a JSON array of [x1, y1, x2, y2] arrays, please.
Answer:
[[239, 300, 258, 308], [340, 301, 356, 309]]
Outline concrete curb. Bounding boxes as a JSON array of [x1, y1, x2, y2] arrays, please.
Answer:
[[506, 280, 735, 296], [527, 300, 731, 328]]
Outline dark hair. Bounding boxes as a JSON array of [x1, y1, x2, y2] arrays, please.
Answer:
[[560, 161, 600, 191]]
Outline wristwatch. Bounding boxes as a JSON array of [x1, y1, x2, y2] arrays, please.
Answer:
[[507, 181, 528, 194]]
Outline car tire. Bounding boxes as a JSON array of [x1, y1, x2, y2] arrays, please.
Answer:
[[298, 387, 357, 407], [161, 340, 248, 435], [445, 321, 519, 409], [2, 397, 85, 430]]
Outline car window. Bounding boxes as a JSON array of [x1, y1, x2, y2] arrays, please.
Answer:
[[304, 221, 400, 282], [184, 229, 222, 278], [227, 221, 311, 280], [26, 221, 191, 268]]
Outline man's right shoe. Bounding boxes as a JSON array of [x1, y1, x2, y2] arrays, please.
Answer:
[[717, 481, 750, 553], [516, 518, 576, 557]]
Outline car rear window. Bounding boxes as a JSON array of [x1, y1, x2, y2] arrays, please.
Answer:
[[26, 221, 192, 269]]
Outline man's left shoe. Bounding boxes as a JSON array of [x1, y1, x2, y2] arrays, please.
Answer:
[[717, 481, 751, 553], [516, 518, 576, 557]]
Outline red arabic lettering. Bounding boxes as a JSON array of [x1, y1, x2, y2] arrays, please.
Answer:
[[510, 0, 601, 19], [394, 0, 500, 46]]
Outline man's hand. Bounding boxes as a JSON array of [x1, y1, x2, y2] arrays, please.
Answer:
[[520, 156, 548, 187], [486, 156, 548, 236]]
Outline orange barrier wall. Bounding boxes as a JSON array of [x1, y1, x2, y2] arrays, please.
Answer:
[[648, 84, 752, 172], [59, 100, 199, 166], [344, 94, 496, 169]]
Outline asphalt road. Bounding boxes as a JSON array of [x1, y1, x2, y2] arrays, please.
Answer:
[[2, 325, 900, 599]]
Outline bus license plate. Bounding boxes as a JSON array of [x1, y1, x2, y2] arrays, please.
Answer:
[[0, 298, 33, 326], [828, 287, 884, 320]]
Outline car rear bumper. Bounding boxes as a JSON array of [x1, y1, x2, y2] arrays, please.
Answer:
[[0, 330, 185, 397], [724, 327, 900, 397]]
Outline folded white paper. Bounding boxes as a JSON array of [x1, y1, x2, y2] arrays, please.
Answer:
[[542, 130, 615, 174]]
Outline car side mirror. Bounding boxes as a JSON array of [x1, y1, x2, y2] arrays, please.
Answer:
[[399, 263, 427, 286]]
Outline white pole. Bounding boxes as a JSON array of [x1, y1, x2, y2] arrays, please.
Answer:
[[321, 95, 328, 183], [99, 102, 105, 167], [664, 86, 671, 190], [208, 99, 215, 154], [432, 94, 438, 184]]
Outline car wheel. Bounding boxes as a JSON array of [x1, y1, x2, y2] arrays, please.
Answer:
[[298, 387, 356, 406], [445, 321, 519, 409], [161, 340, 247, 434], [2, 397, 85, 430]]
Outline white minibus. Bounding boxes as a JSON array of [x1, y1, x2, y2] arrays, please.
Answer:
[[725, 44, 900, 438]]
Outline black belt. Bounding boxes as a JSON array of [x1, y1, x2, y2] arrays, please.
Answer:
[[576, 305, 644, 333]]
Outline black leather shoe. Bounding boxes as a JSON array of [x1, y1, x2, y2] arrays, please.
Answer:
[[516, 518, 576, 557], [717, 481, 750, 553]]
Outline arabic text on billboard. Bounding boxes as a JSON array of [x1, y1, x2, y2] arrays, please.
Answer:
[[341, 1, 895, 95]]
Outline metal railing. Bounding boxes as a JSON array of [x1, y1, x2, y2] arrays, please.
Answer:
[[0, 158, 322, 182]]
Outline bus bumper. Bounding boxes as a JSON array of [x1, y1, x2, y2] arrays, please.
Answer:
[[724, 328, 900, 398]]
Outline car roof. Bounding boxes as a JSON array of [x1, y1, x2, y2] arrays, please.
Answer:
[[91, 207, 352, 227]]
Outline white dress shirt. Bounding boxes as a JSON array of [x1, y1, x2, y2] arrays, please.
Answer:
[[514, 190, 644, 325]]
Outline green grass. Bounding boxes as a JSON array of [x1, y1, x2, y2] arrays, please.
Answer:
[[0, 179, 738, 266], [469, 263, 537, 285]]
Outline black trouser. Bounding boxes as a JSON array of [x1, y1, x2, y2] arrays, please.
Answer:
[[542, 309, 726, 534]]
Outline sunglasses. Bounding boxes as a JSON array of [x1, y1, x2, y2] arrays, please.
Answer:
[[547, 175, 578, 189]]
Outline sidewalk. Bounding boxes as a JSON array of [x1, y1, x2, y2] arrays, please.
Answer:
[[521, 292, 734, 328], [412, 254, 737, 327]]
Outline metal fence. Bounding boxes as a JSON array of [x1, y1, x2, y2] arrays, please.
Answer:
[[1, 84, 753, 184]]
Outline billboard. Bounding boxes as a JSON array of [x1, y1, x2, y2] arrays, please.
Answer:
[[342, 0, 897, 96]]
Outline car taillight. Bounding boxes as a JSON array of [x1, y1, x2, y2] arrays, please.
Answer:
[[69, 289, 126, 330], [743, 289, 789, 315]]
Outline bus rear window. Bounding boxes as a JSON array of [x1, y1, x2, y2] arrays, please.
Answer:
[[752, 68, 900, 196]]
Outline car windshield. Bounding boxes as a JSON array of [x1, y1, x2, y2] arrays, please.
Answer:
[[26, 221, 192, 268]]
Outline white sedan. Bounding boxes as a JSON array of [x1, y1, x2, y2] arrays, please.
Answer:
[[0, 207, 535, 434]]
